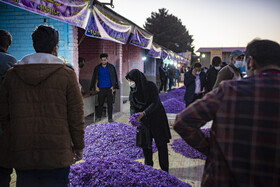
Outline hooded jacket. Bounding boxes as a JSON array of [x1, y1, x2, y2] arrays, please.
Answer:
[[0, 53, 85, 169]]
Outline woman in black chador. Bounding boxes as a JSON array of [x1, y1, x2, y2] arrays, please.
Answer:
[[126, 69, 171, 172]]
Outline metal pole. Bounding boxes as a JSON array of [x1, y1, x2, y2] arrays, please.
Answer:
[[90, 0, 95, 9]]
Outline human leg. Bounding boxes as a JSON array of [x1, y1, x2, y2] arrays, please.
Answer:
[[142, 148, 153, 167], [106, 89, 114, 121], [96, 89, 106, 120], [16, 167, 70, 187], [157, 144, 169, 172], [0, 167, 13, 187]]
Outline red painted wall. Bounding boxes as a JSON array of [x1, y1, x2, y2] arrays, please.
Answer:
[[122, 43, 144, 77], [78, 28, 122, 92], [78, 28, 143, 93]]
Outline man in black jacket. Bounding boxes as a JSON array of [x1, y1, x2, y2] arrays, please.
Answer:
[[90, 53, 119, 123], [0, 29, 17, 187], [184, 63, 206, 107], [205, 56, 222, 92], [0, 29, 17, 86], [159, 61, 167, 93]]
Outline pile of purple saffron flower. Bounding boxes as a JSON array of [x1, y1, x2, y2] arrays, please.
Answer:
[[160, 87, 185, 103], [162, 98, 185, 114], [83, 122, 157, 160], [171, 128, 211, 160], [129, 113, 142, 127], [70, 156, 191, 187]]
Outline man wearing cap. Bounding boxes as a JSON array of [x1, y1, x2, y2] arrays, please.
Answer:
[[213, 50, 244, 89]]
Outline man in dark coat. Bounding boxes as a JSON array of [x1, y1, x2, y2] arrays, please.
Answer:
[[159, 61, 167, 92], [184, 63, 206, 107], [205, 56, 222, 92], [168, 64, 176, 91], [90, 53, 119, 123], [126, 69, 171, 172], [0, 29, 17, 85], [0, 29, 17, 187]]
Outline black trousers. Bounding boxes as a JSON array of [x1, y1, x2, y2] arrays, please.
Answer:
[[159, 78, 167, 92], [185, 93, 203, 108], [97, 88, 114, 120], [0, 167, 12, 187], [142, 143, 169, 172], [193, 93, 203, 102], [16, 167, 70, 187]]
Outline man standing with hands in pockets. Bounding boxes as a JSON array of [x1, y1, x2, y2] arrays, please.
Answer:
[[90, 53, 119, 123]]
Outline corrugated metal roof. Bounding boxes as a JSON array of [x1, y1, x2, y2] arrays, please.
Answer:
[[197, 47, 246, 53]]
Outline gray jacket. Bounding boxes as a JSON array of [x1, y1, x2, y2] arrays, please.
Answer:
[[0, 51, 17, 85]]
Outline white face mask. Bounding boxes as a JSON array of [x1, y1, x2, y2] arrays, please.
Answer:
[[196, 71, 201, 75], [214, 66, 221, 70], [129, 81, 136, 88], [234, 60, 244, 69]]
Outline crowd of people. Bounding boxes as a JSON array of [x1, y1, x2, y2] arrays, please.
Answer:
[[0, 24, 279, 187], [175, 40, 280, 186], [158, 61, 181, 93]]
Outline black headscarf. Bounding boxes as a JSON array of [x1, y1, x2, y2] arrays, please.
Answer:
[[126, 69, 149, 108]]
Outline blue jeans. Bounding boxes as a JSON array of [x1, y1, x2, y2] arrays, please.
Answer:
[[0, 167, 13, 187], [16, 167, 70, 187]]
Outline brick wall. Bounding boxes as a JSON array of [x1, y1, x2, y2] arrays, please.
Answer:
[[122, 43, 144, 76], [0, 2, 78, 74]]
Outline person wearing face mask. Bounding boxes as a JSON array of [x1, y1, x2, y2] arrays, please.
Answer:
[[173, 39, 280, 187], [205, 56, 222, 92], [126, 69, 171, 172], [184, 62, 206, 107], [213, 50, 244, 89]]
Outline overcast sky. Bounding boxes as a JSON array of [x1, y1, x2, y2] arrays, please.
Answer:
[[111, 0, 280, 52]]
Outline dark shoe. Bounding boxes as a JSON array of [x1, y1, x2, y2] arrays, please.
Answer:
[[95, 118, 101, 122], [108, 119, 114, 123]]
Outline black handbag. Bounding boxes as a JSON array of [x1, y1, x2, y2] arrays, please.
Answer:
[[136, 122, 152, 149]]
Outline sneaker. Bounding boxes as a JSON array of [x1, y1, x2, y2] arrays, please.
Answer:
[[108, 119, 114, 123], [95, 118, 101, 122]]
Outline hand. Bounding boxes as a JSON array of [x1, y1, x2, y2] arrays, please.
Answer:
[[200, 88, 205, 94], [73, 150, 83, 162], [137, 112, 145, 122], [192, 69, 196, 76], [81, 88, 85, 94], [95, 87, 100, 93], [111, 87, 115, 93]]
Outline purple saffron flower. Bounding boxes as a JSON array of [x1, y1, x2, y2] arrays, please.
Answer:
[[83, 122, 157, 161], [162, 98, 185, 114], [129, 113, 142, 127], [171, 128, 210, 160], [160, 86, 185, 103], [70, 156, 192, 187]]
